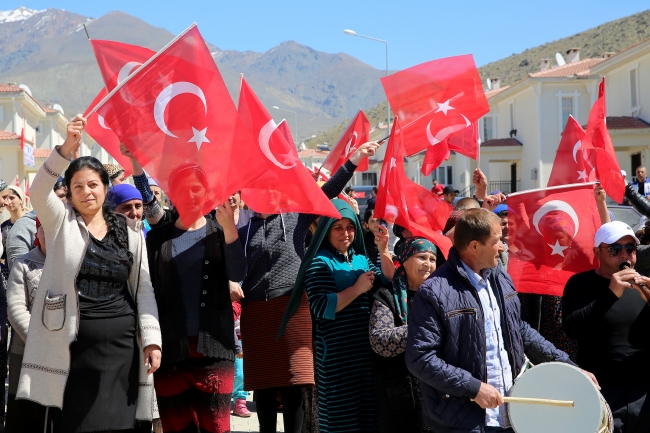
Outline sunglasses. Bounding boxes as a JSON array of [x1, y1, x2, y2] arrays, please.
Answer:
[[599, 243, 637, 257]]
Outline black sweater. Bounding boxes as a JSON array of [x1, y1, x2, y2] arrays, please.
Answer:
[[562, 270, 650, 386], [146, 219, 246, 365], [239, 160, 356, 302]]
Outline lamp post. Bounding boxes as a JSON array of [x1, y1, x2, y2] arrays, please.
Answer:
[[272, 106, 298, 145], [343, 29, 390, 134]]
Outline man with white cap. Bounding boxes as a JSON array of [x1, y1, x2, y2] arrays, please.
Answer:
[[563, 221, 650, 433]]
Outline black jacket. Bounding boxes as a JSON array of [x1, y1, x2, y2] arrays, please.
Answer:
[[146, 219, 246, 365]]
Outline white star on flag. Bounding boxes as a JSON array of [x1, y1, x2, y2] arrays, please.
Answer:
[[577, 170, 588, 181], [434, 99, 455, 116], [548, 240, 569, 257], [188, 127, 210, 151], [279, 151, 298, 166]]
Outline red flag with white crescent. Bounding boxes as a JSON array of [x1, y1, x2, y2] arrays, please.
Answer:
[[374, 117, 452, 257], [321, 110, 371, 173], [90, 40, 156, 91], [96, 25, 264, 225], [237, 77, 340, 218], [84, 89, 132, 176], [547, 115, 594, 187], [277, 119, 295, 148], [507, 183, 600, 296], [380, 55, 489, 157]]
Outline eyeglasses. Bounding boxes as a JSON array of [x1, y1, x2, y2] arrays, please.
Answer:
[[599, 243, 637, 257]]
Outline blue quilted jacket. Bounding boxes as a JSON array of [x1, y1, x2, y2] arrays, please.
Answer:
[[406, 247, 573, 433]]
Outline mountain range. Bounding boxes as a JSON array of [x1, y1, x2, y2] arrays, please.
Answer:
[[0, 6, 386, 138]]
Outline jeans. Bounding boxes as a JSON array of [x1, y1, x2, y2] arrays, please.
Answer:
[[232, 357, 248, 400]]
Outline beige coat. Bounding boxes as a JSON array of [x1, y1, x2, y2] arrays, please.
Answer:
[[17, 148, 162, 421]]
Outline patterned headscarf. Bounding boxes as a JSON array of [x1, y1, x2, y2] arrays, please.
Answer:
[[393, 237, 437, 324], [103, 163, 125, 179], [0, 179, 7, 193]]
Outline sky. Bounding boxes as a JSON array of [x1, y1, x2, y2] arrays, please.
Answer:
[[4, 1, 648, 71]]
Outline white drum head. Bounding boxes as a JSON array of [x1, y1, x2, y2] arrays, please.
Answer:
[[508, 362, 603, 433]]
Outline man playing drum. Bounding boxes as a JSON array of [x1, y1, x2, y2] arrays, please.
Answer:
[[406, 209, 594, 433], [563, 221, 650, 433]]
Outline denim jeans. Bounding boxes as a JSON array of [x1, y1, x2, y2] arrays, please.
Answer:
[[232, 357, 248, 400]]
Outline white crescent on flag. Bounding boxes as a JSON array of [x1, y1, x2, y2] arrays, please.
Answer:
[[259, 119, 297, 169]]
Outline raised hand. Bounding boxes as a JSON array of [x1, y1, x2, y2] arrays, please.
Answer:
[[60, 116, 87, 158], [349, 142, 380, 166]]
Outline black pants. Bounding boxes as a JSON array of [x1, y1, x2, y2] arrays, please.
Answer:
[[601, 385, 650, 433], [256, 386, 304, 433]]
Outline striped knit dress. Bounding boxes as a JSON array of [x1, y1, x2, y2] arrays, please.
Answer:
[[304, 246, 381, 433]]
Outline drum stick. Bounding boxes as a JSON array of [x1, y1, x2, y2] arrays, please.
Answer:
[[471, 397, 574, 407], [503, 397, 574, 407]]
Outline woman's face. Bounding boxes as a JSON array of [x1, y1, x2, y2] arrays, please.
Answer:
[[328, 218, 356, 253], [111, 171, 126, 186], [36, 225, 46, 255], [115, 199, 144, 221], [54, 187, 68, 204], [70, 168, 107, 216], [4, 190, 22, 213], [150, 186, 163, 204], [172, 171, 207, 221], [403, 251, 437, 289]]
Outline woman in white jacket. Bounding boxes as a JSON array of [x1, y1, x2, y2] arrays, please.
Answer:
[[17, 116, 162, 432]]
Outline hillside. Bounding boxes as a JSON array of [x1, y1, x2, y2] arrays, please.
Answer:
[[0, 7, 386, 136], [310, 9, 650, 149]]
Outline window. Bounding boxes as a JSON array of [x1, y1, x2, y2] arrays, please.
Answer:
[[35, 123, 43, 135], [361, 172, 377, 186], [509, 103, 515, 131], [482, 116, 493, 142], [630, 68, 639, 109], [437, 167, 446, 184], [446, 166, 453, 185], [561, 97, 573, 130]]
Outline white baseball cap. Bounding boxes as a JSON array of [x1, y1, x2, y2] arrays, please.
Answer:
[[594, 221, 639, 246]]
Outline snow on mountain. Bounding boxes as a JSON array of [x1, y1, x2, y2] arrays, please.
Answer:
[[0, 6, 44, 24]]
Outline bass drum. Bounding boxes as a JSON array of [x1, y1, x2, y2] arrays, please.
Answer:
[[508, 362, 612, 433]]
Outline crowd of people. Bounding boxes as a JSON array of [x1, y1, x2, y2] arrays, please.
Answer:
[[0, 115, 647, 433]]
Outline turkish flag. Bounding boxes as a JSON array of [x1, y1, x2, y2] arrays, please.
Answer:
[[277, 119, 295, 148], [19, 128, 25, 151], [96, 24, 264, 225], [507, 183, 600, 296], [322, 110, 371, 173], [237, 77, 340, 218], [583, 78, 625, 203], [374, 117, 453, 257], [547, 115, 594, 187], [90, 40, 156, 91], [421, 120, 479, 176], [380, 55, 489, 157], [84, 89, 132, 177], [85, 41, 155, 177]]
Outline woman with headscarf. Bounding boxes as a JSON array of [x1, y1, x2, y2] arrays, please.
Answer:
[[283, 199, 395, 433], [107, 183, 152, 236], [19, 116, 162, 432], [103, 163, 126, 186], [145, 162, 247, 433], [240, 143, 378, 433], [369, 237, 437, 433], [1, 185, 27, 262]]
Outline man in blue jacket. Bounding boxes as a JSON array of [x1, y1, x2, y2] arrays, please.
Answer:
[[406, 208, 585, 433]]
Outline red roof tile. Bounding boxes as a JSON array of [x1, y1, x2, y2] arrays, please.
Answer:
[[485, 86, 510, 99], [482, 138, 523, 147], [0, 129, 20, 140], [33, 148, 51, 158], [298, 149, 330, 157], [606, 116, 650, 130], [529, 58, 604, 78], [0, 84, 21, 92], [43, 106, 60, 113]]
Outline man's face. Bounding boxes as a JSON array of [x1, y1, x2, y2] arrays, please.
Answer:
[[476, 221, 506, 269], [499, 215, 509, 243], [443, 192, 456, 204], [365, 215, 381, 234], [595, 235, 637, 276], [637, 168, 647, 182]]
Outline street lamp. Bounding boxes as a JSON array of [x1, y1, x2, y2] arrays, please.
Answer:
[[343, 29, 390, 134], [272, 106, 298, 145]]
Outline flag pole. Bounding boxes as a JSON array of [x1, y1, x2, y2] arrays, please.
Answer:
[[83, 23, 90, 40], [83, 22, 198, 118], [507, 181, 598, 198]]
